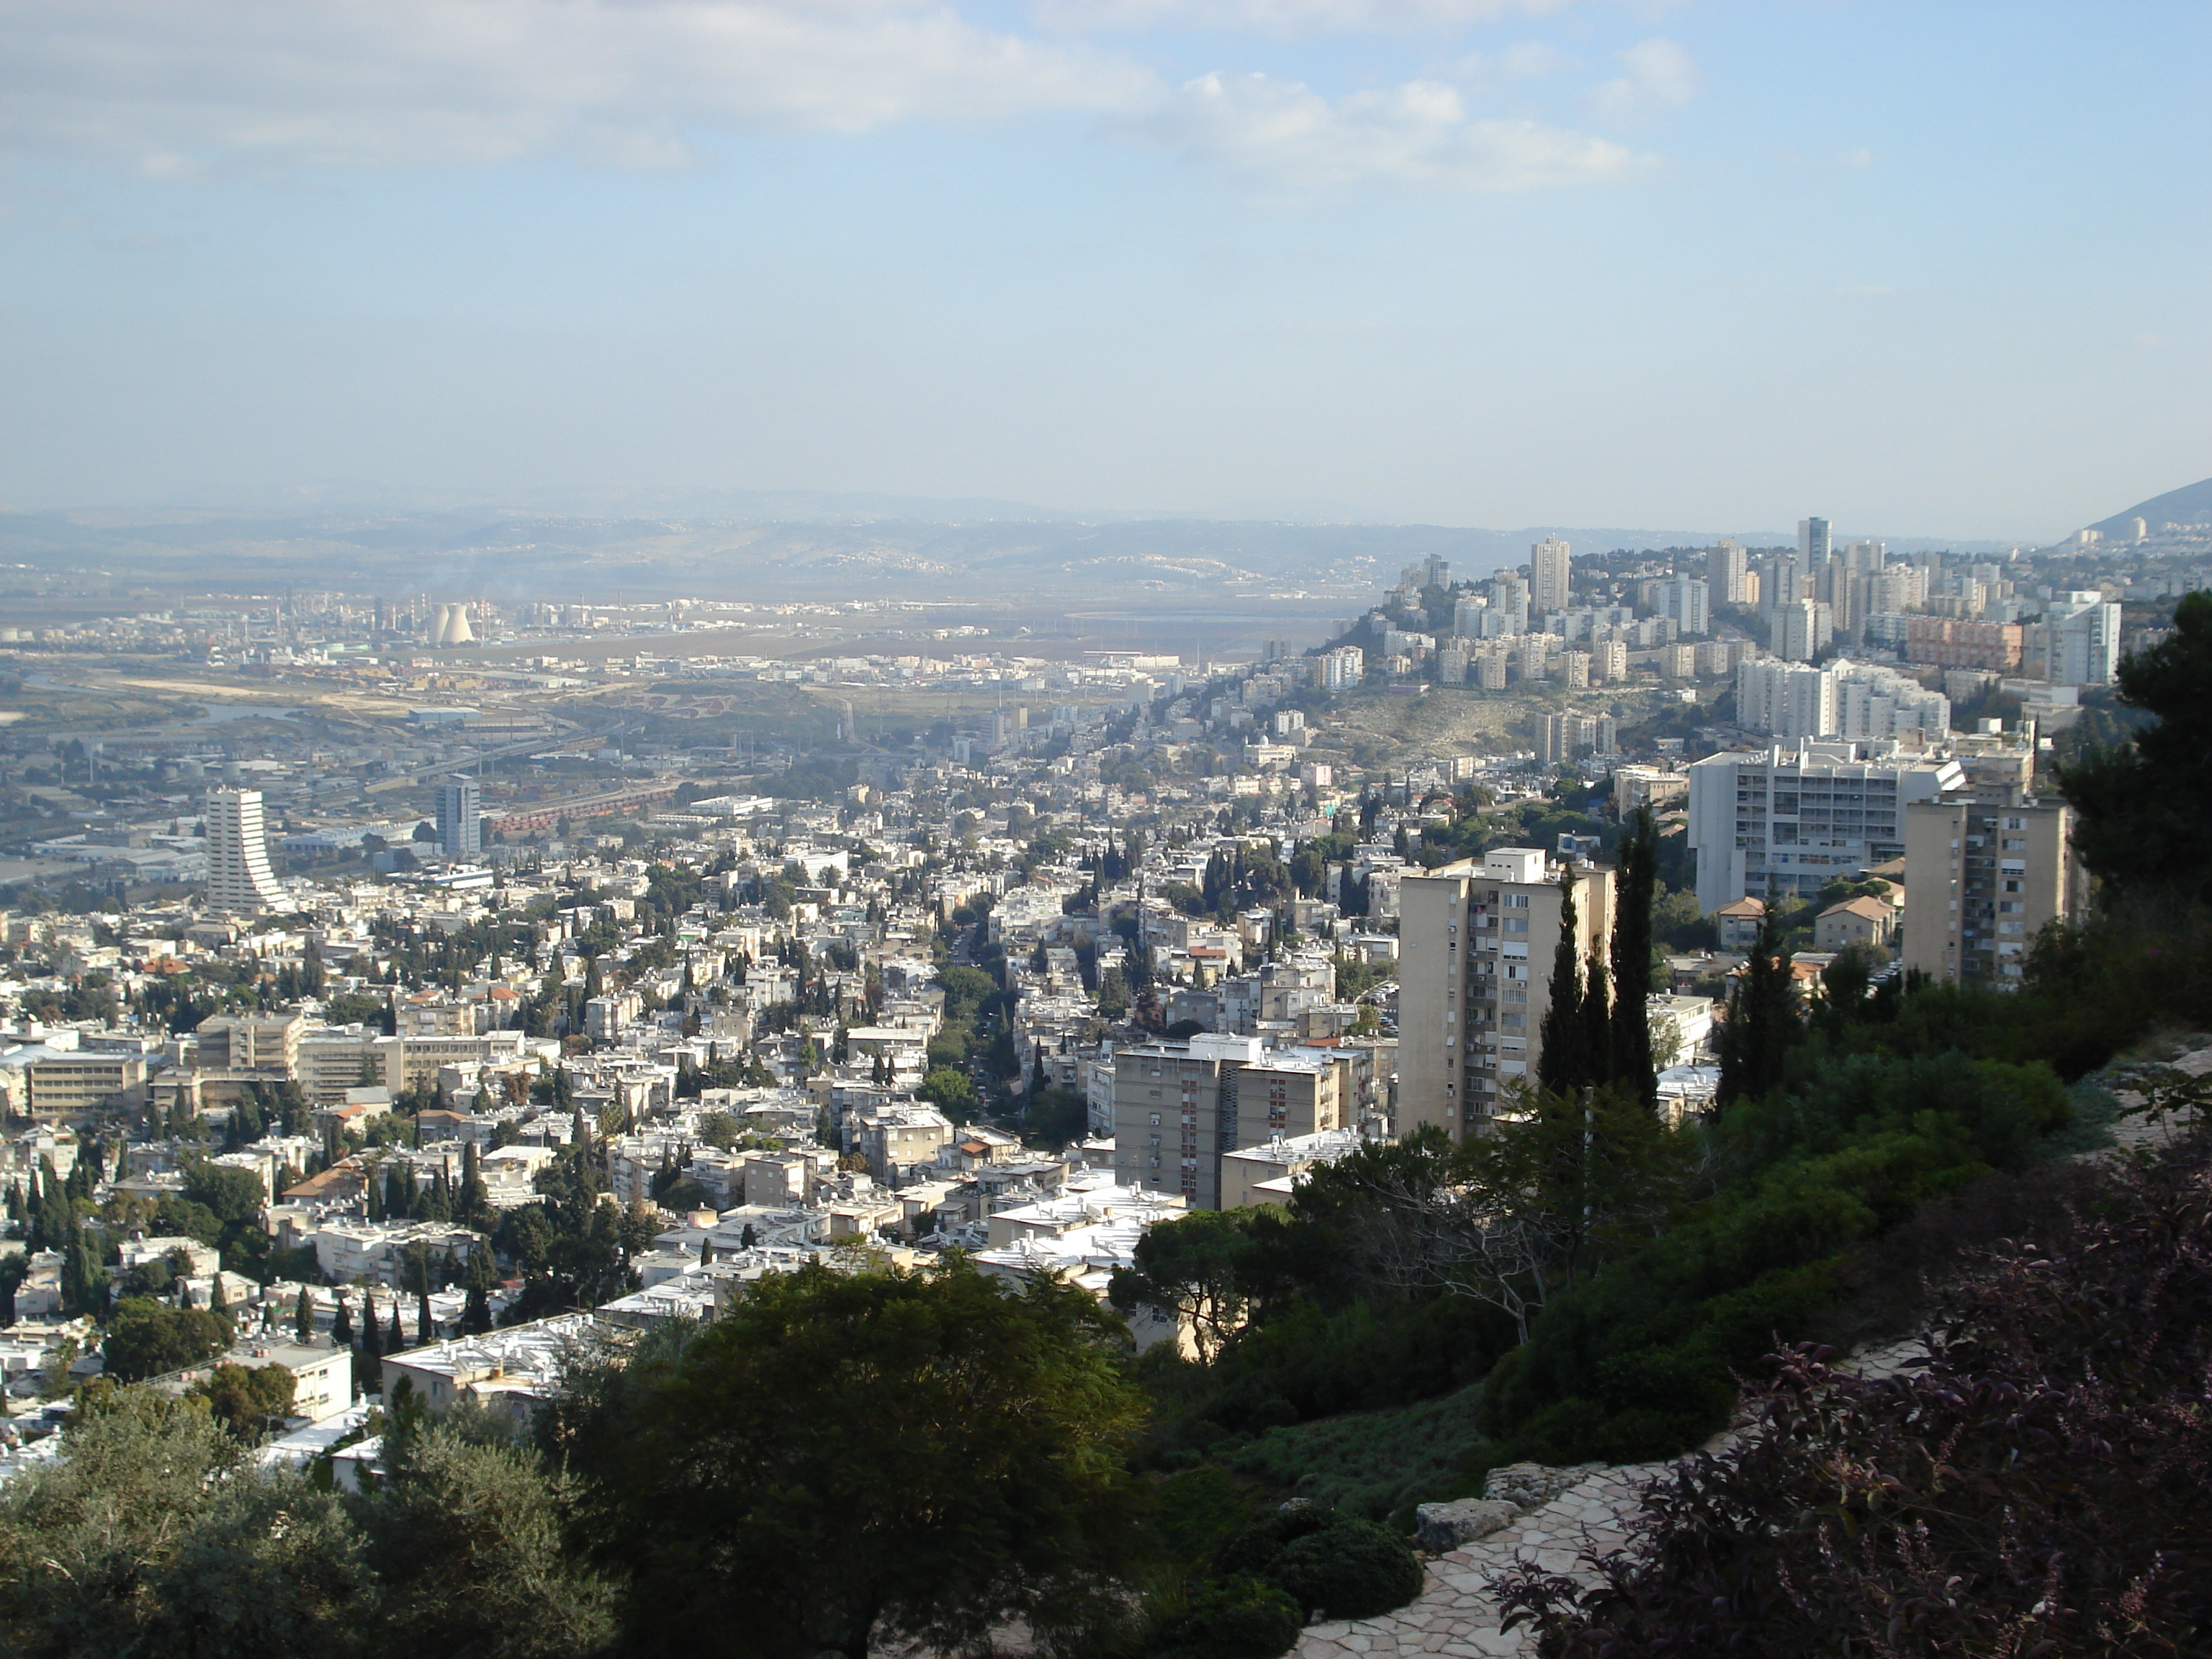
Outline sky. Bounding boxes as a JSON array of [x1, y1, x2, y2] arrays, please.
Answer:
[[0, 0, 2206, 541]]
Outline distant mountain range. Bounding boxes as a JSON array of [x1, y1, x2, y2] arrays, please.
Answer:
[[2088, 476, 2212, 538]]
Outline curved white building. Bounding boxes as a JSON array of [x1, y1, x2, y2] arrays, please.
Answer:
[[205, 788, 287, 913]]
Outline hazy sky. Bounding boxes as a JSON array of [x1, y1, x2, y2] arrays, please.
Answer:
[[1, 1, 2206, 539]]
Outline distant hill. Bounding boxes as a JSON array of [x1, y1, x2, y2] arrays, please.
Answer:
[[2090, 475, 2212, 537]]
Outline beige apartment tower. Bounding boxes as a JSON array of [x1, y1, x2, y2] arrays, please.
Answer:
[[1903, 794, 2082, 985], [1398, 849, 1615, 1137]]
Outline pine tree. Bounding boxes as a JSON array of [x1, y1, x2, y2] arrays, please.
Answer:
[[1537, 867, 1591, 1094]]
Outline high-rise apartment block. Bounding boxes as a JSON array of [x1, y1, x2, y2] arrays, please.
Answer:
[[1317, 647, 1365, 690], [1110, 1036, 1350, 1208], [2039, 594, 2122, 687], [1707, 537, 1750, 608], [1489, 572, 1531, 635], [1798, 516, 1832, 568], [436, 775, 482, 858], [1903, 793, 2082, 984], [1653, 577, 1710, 637], [1541, 711, 1617, 764], [204, 788, 287, 913], [1776, 599, 1833, 662], [1530, 537, 1572, 619], [1398, 850, 1616, 1136], [1686, 741, 1962, 913]]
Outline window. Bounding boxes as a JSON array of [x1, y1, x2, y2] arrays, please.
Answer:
[[1147, 1112, 1160, 1125]]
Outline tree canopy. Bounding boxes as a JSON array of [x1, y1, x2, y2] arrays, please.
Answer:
[[2059, 588, 2212, 905], [560, 1259, 1149, 1659]]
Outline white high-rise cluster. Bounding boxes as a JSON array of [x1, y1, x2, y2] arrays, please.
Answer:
[[1737, 657, 1951, 745]]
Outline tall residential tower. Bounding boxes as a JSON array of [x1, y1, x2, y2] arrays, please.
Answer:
[[436, 775, 482, 858], [1398, 849, 1615, 1137], [204, 788, 287, 913], [1530, 536, 1572, 619]]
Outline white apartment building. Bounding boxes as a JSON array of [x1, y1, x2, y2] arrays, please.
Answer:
[[1530, 537, 1572, 619], [204, 788, 287, 913], [1317, 647, 1365, 691], [1653, 577, 1710, 637], [1737, 659, 1951, 745], [1687, 740, 1963, 913], [2040, 593, 2123, 687], [1775, 600, 1834, 663], [1707, 537, 1749, 607], [1398, 849, 1615, 1136]]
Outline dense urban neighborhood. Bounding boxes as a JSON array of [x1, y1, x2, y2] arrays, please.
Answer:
[[2, 508, 2211, 1655]]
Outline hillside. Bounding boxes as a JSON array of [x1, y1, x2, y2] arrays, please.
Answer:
[[2089, 474, 2212, 536]]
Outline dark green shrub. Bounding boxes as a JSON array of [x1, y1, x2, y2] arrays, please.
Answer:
[[1266, 1517, 1424, 1622], [1150, 1577, 1302, 1659], [1215, 1503, 1337, 1580]]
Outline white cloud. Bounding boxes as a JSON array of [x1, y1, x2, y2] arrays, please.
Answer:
[[1130, 70, 1648, 191], [0, 0, 1653, 197], [0, 0, 1155, 172], [1590, 37, 1701, 120], [1036, 0, 1573, 32]]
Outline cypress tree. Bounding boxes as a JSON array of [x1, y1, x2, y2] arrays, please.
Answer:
[[1581, 950, 1612, 1084], [333, 1289, 355, 1347], [295, 1284, 315, 1344], [1717, 893, 1799, 1106], [388, 1300, 405, 1353], [1609, 804, 1660, 1110], [1536, 866, 1589, 1094]]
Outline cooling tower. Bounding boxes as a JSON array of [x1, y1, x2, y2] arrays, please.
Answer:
[[428, 603, 476, 647]]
